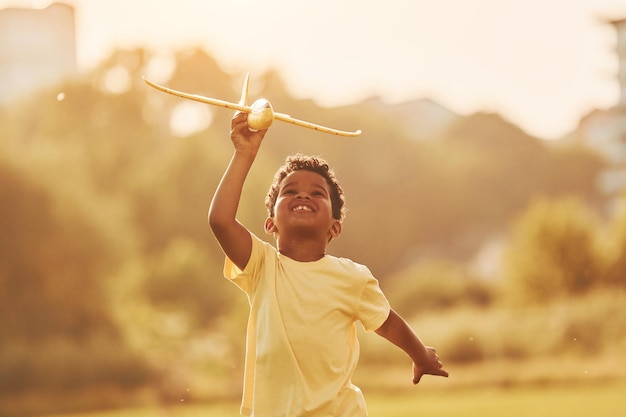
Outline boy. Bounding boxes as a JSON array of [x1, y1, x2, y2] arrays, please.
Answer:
[[209, 112, 448, 417]]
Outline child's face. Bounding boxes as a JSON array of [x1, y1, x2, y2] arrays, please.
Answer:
[[267, 169, 341, 241]]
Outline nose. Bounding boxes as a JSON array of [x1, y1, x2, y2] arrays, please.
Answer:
[[296, 191, 310, 199]]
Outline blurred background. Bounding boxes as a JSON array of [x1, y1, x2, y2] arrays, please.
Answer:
[[1, 1, 625, 416]]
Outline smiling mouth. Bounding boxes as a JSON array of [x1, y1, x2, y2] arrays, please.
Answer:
[[292, 205, 313, 212]]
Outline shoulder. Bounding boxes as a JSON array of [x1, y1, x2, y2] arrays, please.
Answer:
[[231, 232, 278, 276], [249, 232, 279, 264], [226, 233, 278, 293]]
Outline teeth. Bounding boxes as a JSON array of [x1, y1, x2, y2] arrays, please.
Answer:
[[293, 205, 312, 212]]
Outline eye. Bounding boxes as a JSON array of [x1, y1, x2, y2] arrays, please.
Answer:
[[282, 188, 297, 195]]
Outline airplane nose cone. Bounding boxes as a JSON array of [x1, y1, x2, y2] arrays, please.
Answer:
[[248, 98, 274, 131]]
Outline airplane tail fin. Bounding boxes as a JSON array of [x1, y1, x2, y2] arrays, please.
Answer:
[[239, 73, 251, 106]]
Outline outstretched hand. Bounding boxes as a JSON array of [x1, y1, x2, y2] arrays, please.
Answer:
[[412, 347, 448, 384]]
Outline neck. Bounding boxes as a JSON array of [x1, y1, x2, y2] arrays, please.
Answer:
[[277, 237, 327, 262]]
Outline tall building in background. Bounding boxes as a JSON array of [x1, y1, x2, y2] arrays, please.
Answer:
[[574, 17, 626, 211], [611, 18, 626, 109], [0, 2, 77, 104]]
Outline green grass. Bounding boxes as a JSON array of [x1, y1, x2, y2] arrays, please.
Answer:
[[42, 381, 626, 417], [367, 382, 626, 417]]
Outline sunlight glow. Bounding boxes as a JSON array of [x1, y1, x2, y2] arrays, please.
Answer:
[[144, 51, 177, 84], [169, 102, 213, 137], [100, 65, 131, 95]]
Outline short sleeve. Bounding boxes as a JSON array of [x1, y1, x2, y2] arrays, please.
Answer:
[[356, 275, 391, 332], [223, 232, 268, 296]]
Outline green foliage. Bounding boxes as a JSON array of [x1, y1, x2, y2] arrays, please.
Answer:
[[0, 336, 152, 393], [399, 288, 626, 365], [384, 260, 494, 316], [145, 238, 232, 324], [0, 160, 153, 409], [503, 197, 603, 302], [0, 161, 120, 341], [603, 205, 626, 288]]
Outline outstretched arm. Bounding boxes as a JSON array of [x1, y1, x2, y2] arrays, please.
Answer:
[[375, 309, 449, 384], [208, 112, 268, 270]]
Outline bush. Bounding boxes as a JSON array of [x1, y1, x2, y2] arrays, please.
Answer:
[[145, 238, 233, 326], [503, 197, 603, 303], [602, 206, 626, 288], [0, 335, 154, 394], [415, 288, 626, 365], [384, 260, 494, 316], [441, 331, 485, 363]]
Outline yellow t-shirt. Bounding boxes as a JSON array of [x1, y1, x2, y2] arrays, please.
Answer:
[[224, 233, 391, 417]]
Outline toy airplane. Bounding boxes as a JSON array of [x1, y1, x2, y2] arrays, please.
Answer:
[[143, 73, 362, 137]]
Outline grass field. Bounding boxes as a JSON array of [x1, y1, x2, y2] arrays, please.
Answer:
[[42, 380, 626, 417], [366, 382, 626, 417]]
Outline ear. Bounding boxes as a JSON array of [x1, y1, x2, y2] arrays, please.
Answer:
[[264, 217, 277, 235], [329, 219, 342, 239]]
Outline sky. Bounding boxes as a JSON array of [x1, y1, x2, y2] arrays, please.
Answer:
[[3, 0, 626, 139]]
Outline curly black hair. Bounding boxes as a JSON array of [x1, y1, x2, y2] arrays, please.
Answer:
[[265, 154, 346, 221]]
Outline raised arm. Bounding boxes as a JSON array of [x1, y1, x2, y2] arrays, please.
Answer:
[[208, 112, 268, 270], [375, 309, 449, 384]]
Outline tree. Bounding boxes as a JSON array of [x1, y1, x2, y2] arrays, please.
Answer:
[[604, 205, 626, 288], [503, 197, 603, 303]]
